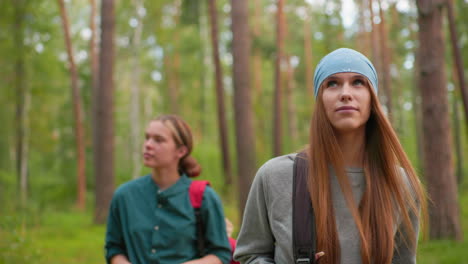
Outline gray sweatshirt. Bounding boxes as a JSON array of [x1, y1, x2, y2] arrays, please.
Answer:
[[234, 154, 419, 264]]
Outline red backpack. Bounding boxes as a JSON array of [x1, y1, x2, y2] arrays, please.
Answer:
[[189, 180, 239, 264]]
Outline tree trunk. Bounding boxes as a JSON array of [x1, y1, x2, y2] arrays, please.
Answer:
[[89, 0, 99, 191], [208, 0, 233, 185], [13, 0, 29, 205], [95, 0, 116, 224], [412, 48, 425, 174], [165, 54, 180, 114], [285, 57, 298, 145], [303, 13, 314, 97], [416, 0, 462, 240], [356, 0, 371, 55], [168, 3, 181, 114], [252, 0, 263, 98], [130, 0, 144, 179], [367, 0, 382, 94], [58, 0, 87, 211], [446, 0, 468, 125], [199, 1, 211, 135], [452, 94, 463, 185], [273, 0, 285, 156], [231, 0, 256, 217], [377, 0, 393, 121]]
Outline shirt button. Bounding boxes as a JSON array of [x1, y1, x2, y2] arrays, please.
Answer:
[[152, 249, 156, 254], [154, 226, 159, 231]]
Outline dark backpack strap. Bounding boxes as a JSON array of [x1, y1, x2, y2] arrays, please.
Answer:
[[189, 180, 210, 257], [293, 152, 316, 264]]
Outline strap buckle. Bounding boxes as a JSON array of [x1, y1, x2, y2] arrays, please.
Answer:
[[296, 258, 311, 264]]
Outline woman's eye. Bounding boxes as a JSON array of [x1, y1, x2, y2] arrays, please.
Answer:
[[326, 80, 338, 87], [353, 79, 365, 86]]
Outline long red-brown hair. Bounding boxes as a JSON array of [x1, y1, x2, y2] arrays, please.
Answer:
[[308, 82, 426, 264]]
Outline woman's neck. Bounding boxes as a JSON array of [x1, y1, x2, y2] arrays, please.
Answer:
[[335, 128, 366, 168], [151, 167, 181, 190]]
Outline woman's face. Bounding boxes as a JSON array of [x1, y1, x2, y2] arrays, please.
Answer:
[[142, 121, 186, 169], [321, 72, 372, 134]]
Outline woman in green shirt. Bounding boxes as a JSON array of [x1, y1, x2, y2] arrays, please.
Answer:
[[105, 114, 231, 264]]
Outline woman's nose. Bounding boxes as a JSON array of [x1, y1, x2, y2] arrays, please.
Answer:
[[144, 139, 153, 149], [340, 83, 353, 101]]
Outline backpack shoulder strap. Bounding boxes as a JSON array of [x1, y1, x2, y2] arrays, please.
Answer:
[[293, 151, 316, 264], [189, 180, 210, 257], [189, 180, 210, 209]]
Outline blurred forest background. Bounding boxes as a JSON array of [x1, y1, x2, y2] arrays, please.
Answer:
[[1, 0, 467, 263]]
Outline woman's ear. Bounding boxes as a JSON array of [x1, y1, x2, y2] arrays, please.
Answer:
[[176, 145, 188, 159]]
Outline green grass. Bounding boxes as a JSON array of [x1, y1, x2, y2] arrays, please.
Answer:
[[417, 184, 468, 264], [1, 187, 468, 264], [0, 208, 105, 264]]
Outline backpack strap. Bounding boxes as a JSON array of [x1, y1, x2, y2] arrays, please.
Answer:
[[293, 152, 316, 264], [189, 180, 210, 257]]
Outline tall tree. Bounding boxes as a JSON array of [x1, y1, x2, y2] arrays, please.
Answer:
[[355, 0, 371, 55], [285, 57, 298, 145], [166, 1, 181, 115], [89, 0, 99, 174], [367, 0, 382, 88], [207, 0, 233, 185], [452, 93, 464, 185], [231, 0, 256, 216], [13, 0, 29, 204], [57, 0, 87, 210], [446, 0, 468, 123], [416, 0, 462, 240], [412, 47, 425, 174], [252, 0, 263, 97], [377, 0, 393, 120], [273, 0, 285, 156], [130, 0, 144, 179], [166, 53, 181, 114], [303, 12, 314, 96], [95, 0, 116, 224]]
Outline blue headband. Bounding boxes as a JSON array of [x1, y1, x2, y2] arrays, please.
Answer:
[[313, 48, 378, 98]]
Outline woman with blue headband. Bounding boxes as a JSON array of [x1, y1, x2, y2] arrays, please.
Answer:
[[234, 48, 426, 264]]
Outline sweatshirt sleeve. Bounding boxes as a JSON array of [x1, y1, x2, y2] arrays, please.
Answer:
[[234, 163, 276, 264]]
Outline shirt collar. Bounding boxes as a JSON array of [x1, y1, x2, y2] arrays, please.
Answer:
[[149, 173, 191, 198]]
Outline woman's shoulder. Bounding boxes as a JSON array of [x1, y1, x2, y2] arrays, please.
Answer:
[[258, 153, 297, 176], [253, 153, 298, 190], [114, 174, 152, 197]]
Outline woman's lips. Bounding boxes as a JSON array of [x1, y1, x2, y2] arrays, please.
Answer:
[[336, 106, 358, 112], [143, 153, 153, 159]]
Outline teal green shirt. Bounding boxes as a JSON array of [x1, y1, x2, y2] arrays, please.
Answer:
[[105, 174, 231, 264]]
